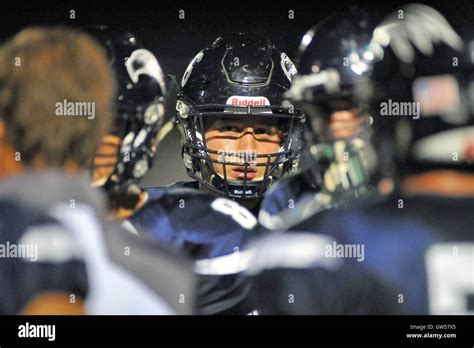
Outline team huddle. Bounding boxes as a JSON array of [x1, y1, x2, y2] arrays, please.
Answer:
[[0, 4, 473, 315]]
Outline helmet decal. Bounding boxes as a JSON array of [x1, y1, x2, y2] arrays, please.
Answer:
[[225, 96, 271, 107], [281, 53, 297, 82], [125, 48, 167, 93], [182, 51, 204, 87]]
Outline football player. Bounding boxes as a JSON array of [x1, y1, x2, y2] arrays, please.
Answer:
[[247, 4, 474, 314], [128, 33, 305, 314], [175, 33, 305, 210], [258, 7, 378, 231], [0, 27, 194, 314]]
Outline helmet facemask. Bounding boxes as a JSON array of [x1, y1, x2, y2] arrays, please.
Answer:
[[178, 100, 304, 200], [300, 97, 376, 204]]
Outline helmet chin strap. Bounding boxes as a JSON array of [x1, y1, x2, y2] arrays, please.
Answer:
[[208, 173, 267, 200]]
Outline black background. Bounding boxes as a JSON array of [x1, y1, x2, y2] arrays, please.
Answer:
[[0, 0, 472, 187], [0, 315, 473, 346]]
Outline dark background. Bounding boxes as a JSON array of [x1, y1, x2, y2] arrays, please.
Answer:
[[0, 0, 472, 187]]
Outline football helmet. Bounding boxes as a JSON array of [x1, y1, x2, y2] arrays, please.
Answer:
[[88, 26, 167, 195], [366, 4, 473, 183], [286, 8, 379, 202], [176, 33, 305, 200]]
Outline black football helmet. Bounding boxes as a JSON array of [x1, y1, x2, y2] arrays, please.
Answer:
[[87, 26, 167, 196], [176, 33, 305, 201], [365, 4, 473, 184], [286, 8, 379, 202], [288, 7, 379, 108]]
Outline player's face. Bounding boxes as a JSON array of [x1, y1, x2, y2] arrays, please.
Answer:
[[326, 99, 366, 140], [91, 134, 121, 185], [204, 117, 283, 181]]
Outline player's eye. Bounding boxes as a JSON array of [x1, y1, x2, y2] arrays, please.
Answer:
[[220, 125, 242, 132], [254, 126, 277, 136]]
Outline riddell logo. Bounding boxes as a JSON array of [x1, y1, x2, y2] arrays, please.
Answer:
[[226, 96, 270, 107]]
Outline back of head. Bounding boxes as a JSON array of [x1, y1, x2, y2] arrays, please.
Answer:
[[0, 27, 115, 168]]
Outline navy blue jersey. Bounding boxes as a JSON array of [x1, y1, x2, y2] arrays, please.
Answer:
[[258, 166, 376, 232], [285, 193, 474, 314], [0, 199, 88, 314], [258, 169, 326, 231], [246, 232, 401, 315], [129, 181, 261, 314]]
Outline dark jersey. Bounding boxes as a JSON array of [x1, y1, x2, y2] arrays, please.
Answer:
[[245, 231, 401, 315], [129, 181, 261, 314], [252, 193, 474, 314], [0, 199, 88, 314], [258, 168, 326, 231], [258, 166, 376, 232]]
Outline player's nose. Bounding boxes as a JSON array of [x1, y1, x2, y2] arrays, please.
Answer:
[[238, 127, 258, 151]]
